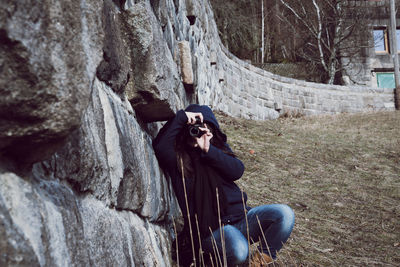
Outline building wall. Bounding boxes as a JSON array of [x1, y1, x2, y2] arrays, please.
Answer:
[[341, 0, 400, 88]]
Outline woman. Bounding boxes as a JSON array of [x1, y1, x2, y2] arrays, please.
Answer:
[[153, 104, 294, 266]]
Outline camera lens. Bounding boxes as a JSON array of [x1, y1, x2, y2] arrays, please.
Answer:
[[187, 116, 205, 138], [189, 126, 200, 137]]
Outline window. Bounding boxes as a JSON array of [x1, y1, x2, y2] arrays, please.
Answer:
[[397, 29, 400, 51], [376, 72, 395, 88], [374, 27, 389, 53]]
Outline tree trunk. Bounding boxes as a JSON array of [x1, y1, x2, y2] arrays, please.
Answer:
[[261, 0, 265, 64]]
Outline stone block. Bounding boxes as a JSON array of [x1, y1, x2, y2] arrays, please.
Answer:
[[264, 100, 274, 109], [384, 102, 395, 108], [274, 100, 282, 111], [308, 96, 316, 104], [232, 94, 238, 103], [0, 172, 175, 267], [178, 41, 194, 86], [219, 69, 225, 82], [363, 96, 375, 106], [210, 51, 217, 65], [125, 1, 184, 123], [231, 77, 238, 87], [47, 80, 179, 222], [282, 98, 289, 106], [96, 0, 130, 95], [299, 96, 306, 108], [0, 0, 103, 163]]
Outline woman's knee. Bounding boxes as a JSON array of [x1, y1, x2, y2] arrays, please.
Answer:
[[231, 238, 248, 264], [224, 225, 249, 264], [228, 238, 248, 264], [277, 204, 295, 232]]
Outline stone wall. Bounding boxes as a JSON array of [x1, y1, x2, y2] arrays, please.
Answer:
[[212, 45, 395, 119], [183, 1, 395, 120], [0, 0, 396, 266], [0, 0, 188, 265]]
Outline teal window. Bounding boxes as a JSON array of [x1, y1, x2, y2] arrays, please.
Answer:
[[376, 72, 395, 88]]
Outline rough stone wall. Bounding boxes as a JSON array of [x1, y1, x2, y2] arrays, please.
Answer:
[[0, 0, 189, 266], [0, 0, 396, 266]]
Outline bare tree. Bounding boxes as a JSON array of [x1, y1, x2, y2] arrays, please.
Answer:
[[277, 0, 367, 84], [211, 0, 261, 61], [261, 0, 265, 64]]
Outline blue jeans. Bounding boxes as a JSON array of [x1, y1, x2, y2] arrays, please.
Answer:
[[201, 204, 295, 266]]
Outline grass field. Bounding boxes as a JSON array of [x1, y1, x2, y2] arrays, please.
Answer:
[[215, 111, 400, 266]]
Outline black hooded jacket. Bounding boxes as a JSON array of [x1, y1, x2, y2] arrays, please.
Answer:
[[153, 105, 248, 227]]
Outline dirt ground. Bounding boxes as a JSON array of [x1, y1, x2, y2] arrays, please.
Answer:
[[216, 110, 400, 267]]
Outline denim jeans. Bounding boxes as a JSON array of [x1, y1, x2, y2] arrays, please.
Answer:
[[201, 204, 295, 266]]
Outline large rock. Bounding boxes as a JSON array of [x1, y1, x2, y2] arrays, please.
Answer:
[[0, 170, 174, 266], [123, 0, 191, 122], [0, 192, 40, 266], [46, 78, 180, 221], [96, 0, 130, 95], [0, 0, 104, 163], [0, 76, 182, 265]]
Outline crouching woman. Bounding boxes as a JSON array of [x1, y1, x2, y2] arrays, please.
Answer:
[[153, 104, 295, 266]]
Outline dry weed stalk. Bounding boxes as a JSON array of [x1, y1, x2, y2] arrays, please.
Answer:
[[216, 188, 228, 267], [256, 216, 276, 267], [172, 216, 180, 267], [241, 190, 251, 267], [194, 214, 205, 267], [209, 227, 223, 266], [176, 170, 288, 267], [178, 159, 278, 267], [180, 157, 196, 266]]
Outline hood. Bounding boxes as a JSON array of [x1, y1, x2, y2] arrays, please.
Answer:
[[184, 104, 227, 142], [185, 104, 220, 128]]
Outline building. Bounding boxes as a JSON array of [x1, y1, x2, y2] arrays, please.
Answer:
[[341, 0, 400, 88]]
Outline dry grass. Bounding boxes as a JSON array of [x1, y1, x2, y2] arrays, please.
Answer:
[[216, 111, 400, 267]]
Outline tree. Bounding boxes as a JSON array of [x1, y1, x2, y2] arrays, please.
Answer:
[[211, 0, 297, 64], [277, 0, 368, 84], [261, 0, 264, 64], [210, 0, 261, 61]]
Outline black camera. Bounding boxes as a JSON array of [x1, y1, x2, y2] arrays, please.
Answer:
[[188, 116, 206, 138]]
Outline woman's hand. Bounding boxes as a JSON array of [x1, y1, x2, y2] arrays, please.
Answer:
[[185, 112, 203, 124], [195, 126, 213, 153], [185, 111, 212, 152]]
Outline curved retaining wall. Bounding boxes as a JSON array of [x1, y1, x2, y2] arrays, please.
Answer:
[[218, 45, 395, 119], [190, 1, 395, 120]]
